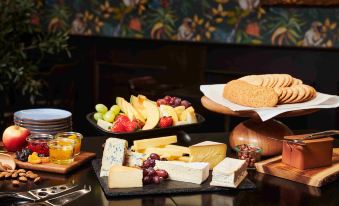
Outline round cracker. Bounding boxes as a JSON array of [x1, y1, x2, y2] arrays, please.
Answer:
[[291, 85, 306, 103], [280, 87, 293, 103], [261, 75, 270, 87], [278, 88, 287, 102], [239, 75, 263, 86], [282, 74, 293, 87], [273, 74, 285, 88], [283, 86, 299, 104], [299, 84, 312, 102]]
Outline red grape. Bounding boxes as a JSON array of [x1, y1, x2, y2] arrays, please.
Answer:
[[152, 176, 160, 184], [180, 100, 191, 108], [147, 168, 156, 177], [143, 169, 148, 177], [164, 96, 171, 102], [142, 159, 151, 168], [157, 99, 167, 106], [149, 153, 160, 160], [156, 169, 169, 179], [143, 176, 152, 184], [147, 158, 156, 167]]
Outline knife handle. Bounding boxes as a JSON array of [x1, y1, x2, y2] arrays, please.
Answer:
[[304, 130, 339, 140]]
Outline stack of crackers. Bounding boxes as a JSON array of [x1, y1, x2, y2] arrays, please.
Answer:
[[223, 74, 317, 108]]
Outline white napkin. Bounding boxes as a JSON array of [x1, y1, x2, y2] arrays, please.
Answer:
[[200, 84, 339, 121]]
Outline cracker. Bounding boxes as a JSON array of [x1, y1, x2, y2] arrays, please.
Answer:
[[279, 87, 293, 103], [239, 75, 263, 86], [291, 85, 306, 103], [282, 74, 293, 87], [283, 86, 299, 104], [223, 80, 278, 108]]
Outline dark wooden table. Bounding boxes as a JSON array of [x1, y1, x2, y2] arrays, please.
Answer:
[[1, 133, 339, 206]]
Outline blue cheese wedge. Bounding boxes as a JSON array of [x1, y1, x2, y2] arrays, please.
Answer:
[[100, 138, 128, 177], [155, 160, 209, 184], [124, 150, 145, 167], [210, 158, 247, 188]]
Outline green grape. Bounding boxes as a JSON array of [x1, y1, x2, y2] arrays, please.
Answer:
[[110, 105, 121, 115], [103, 111, 115, 123], [95, 104, 108, 113], [93, 112, 103, 121]]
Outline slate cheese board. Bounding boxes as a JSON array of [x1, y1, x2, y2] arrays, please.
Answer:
[[92, 159, 256, 198]]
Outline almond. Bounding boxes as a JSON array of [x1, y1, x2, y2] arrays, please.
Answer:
[[33, 176, 41, 183], [18, 173, 26, 177], [19, 176, 27, 182], [11, 173, 18, 178], [17, 169, 26, 173]]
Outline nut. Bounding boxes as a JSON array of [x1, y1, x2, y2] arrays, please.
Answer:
[[33, 177, 41, 184], [28, 174, 38, 179], [18, 173, 26, 177], [0, 172, 6, 179], [5, 172, 12, 178], [17, 169, 26, 173], [26, 171, 33, 175], [12, 180, 20, 186], [11, 173, 18, 178], [19, 176, 27, 182]]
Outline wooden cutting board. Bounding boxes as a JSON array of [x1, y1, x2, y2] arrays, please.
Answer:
[[255, 148, 339, 187], [11, 152, 96, 174]]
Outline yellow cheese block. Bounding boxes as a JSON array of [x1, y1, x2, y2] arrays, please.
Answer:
[[189, 141, 227, 169], [108, 166, 143, 188], [177, 156, 190, 162], [132, 135, 177, 151], [143, 147, 183, 158], [164, 145, 190, 155]]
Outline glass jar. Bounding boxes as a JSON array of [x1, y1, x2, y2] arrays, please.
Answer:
[[26, 134, 54, 156], [235, 144, 262, 168], [55, 132, 83, 156], [48, 138, 75, 165]]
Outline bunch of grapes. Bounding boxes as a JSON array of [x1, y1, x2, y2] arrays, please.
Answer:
[[156, 96, 191, 108], [94, 104, 121, 123], [142, 153, 169, 185]]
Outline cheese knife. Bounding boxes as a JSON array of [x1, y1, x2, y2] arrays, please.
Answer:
[[287, 130, 339, 146], [20, 185, 91, 206]]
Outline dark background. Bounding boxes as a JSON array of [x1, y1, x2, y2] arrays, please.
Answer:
[[1, 36, 338, 135]]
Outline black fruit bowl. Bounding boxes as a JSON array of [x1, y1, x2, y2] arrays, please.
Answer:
[[86, 112, 205, 140]]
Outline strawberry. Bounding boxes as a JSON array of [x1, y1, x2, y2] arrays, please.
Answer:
[[159, 116, 173, 128], [115, 114, 129, 123], [124, 120, 139, 132], [111, 121, 126, 133]]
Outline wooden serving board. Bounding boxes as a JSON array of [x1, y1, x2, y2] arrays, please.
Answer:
[[12, 152, 96, 174], [255, 148, 339, 187]]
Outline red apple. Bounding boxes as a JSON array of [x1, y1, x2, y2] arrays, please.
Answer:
[[2, 125, 30, 152]]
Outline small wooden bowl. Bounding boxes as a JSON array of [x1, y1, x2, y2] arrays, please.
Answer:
[[0, 153, 16, 170]]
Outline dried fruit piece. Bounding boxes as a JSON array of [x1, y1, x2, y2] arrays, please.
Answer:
[[28, 153, 42, 164]]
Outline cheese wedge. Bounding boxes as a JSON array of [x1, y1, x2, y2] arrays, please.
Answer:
[[189, 141, 227, 169], [210, 158, 247, 188], [100, 138, 128, 177], [164, 145, 190, 155], [143, 146, 189, 158], [132, 135, 177, 151], [155, 160, 209, 184], [124, 150, 145, 167], [108, 166, 143, 188]]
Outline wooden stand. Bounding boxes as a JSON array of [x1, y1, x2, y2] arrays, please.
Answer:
[[201, 96, 318, 156]]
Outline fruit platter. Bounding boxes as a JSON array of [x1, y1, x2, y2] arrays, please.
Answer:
[[87, 95, 205, 138]]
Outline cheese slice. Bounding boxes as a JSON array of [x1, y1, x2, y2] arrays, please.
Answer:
[[155, 160, 209, 184], [164, 145, 190, 155], [100, 138, 128, 177], [210, 158, 247, 188], [189, 141, 226, 169], [124, 150, 145, 167], [132, 135, 177, 150], [108, 166, 143, 188], [143, 147, 186, 158]]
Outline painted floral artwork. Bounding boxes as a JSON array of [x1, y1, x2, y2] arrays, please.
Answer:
[[37, 0, 339, 48]]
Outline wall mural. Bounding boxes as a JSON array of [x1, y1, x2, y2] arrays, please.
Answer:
[[38, 0, 339, 49]]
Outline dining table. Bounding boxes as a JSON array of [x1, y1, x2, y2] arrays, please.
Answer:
[[1, 132, 339, 206]]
